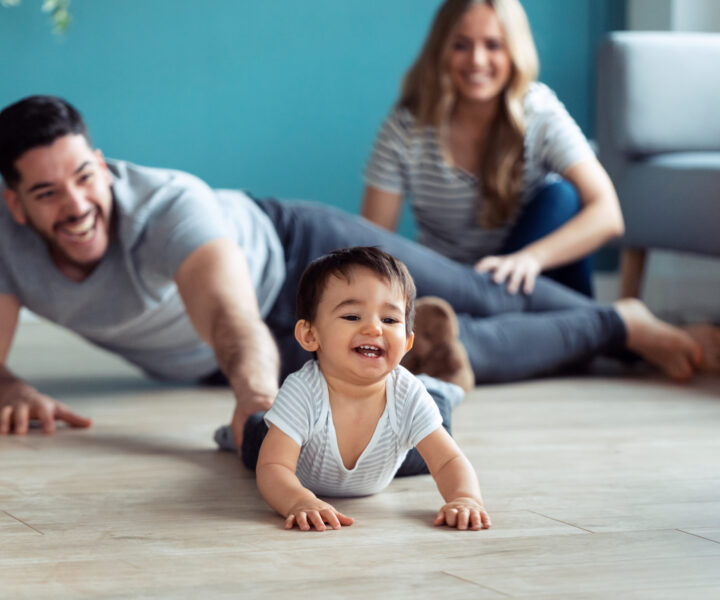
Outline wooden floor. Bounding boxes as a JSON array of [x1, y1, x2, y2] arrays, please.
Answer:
[[2, 319, 720, 599]]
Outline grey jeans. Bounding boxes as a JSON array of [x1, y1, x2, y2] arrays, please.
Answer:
[[255, 198, 627, 384]]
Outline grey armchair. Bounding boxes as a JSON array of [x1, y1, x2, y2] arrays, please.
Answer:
[[596, 32, 720, 298]]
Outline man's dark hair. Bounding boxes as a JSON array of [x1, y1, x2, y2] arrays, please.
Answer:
[[0, 95, 90, 189], [296, 246, 417, 334]]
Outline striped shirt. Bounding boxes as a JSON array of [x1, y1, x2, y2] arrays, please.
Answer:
[[364, 82, 595, 264], [264, 360, 443, 497]]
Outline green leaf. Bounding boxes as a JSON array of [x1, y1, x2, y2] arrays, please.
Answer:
[[52, 6, 70, 33], [2, 0, 72, 33]]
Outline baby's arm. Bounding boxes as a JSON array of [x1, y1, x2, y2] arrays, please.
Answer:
[[256, 424, 354, 531], [416, 428, 491, 531]]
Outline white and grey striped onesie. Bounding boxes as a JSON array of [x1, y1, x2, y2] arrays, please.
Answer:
[[264, 360, 443, 497]]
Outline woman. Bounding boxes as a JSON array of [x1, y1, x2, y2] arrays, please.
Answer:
[[363, 0, 623, 297]]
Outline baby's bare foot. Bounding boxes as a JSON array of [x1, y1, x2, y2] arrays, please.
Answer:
[[614, 298, 702, 381], [683, 324, 720, 374]]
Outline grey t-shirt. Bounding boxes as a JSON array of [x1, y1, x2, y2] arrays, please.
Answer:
[[0, 160, 285, 380]]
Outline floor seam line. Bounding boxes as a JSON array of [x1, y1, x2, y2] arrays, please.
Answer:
[[440, 571, 512, 597], [2, 510, 44, 535], [527, 509, 595, 534], [676, 528, 720, 545]]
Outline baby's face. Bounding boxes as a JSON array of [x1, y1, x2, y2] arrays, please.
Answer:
[[299, 267, 414, 385]]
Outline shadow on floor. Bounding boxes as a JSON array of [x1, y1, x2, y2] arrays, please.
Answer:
[[30, 375, 195, 398]]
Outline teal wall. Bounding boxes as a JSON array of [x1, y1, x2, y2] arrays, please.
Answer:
[[0, 0, 624, 238]]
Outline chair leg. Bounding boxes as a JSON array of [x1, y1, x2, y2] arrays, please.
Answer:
[[619, 248, 647, 298]]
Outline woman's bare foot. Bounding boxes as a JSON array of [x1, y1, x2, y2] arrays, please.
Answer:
[[683, 324, 720, 374], [614, 298, 703, 381]]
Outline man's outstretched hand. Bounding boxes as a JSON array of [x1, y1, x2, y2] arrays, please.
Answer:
[[0, 381, 92, 435]]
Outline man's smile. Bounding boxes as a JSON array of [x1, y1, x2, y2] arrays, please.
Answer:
[[55, 210, 99, 242]]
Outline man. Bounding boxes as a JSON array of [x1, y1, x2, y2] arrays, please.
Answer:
[[0, 96, 282, 444], [0, 96, 714, 444]]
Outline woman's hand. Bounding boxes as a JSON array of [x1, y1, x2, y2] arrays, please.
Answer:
[[434, 497, 491, 531], [285, 500, 354, 531], [475, 251, 542, 294]]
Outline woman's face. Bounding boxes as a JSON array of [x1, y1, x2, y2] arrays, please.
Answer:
[[447, 3, 513, 106]]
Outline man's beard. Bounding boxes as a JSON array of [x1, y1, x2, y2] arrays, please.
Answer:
[[24, 209, 111, 271]]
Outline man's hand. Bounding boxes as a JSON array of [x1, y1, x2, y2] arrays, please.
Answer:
[[434, 497, 491, 531], [230, 392, 274, 449], [285, 499, 354, 531], [0, 380, 92, 435], [475, 251, 542, 295]]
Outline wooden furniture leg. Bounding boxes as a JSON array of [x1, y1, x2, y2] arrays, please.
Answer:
[[619, 247, 647, 298]]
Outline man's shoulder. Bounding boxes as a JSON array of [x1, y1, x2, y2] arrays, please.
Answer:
[[109, 160, 215, 210], [108, 159, 224, 246], [0, 194, 13, 231], [0, 184, 35, 261], [0, 181, 15, 231]]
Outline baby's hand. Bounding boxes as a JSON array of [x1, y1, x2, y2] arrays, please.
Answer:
[[285, 500, 354, 532], [434, 497, 491, 530]]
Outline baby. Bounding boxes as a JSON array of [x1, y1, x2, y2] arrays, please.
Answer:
[[226, 247, 491, 531]]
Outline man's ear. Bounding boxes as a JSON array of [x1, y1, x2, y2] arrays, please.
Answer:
[[294, 319, 320, 352], [3, 188, 27, 226], [94, 148, 113, 187], [404, 331, 415, 354]]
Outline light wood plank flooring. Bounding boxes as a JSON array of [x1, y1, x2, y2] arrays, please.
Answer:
[[2, 319, 719, 599]]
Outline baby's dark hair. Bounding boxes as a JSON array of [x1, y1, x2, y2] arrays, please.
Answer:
[[296, 246, 416, 333]]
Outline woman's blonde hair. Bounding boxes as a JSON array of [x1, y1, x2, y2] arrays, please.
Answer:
[[399, 0, 538, 227]]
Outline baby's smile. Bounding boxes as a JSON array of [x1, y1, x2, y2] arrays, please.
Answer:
[[354, 345, 385, 358]]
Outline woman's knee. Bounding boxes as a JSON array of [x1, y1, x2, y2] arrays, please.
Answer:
[[503, 181, 582, 253], [529, 180, 581, 229]]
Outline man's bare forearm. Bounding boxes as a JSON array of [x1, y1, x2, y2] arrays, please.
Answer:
[[210, 307, 279, 401], [173, 240, 280, 426]]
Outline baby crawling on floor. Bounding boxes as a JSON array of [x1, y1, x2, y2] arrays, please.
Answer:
[[218, 246, 491, 531]]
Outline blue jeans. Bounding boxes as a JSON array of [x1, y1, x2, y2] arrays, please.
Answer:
[[254, 197, 626, 385], [502, 181, 593, 297]]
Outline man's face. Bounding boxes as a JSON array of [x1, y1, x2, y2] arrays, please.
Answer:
[[3, 134, 114, 280]]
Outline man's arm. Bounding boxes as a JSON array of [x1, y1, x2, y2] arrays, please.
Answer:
[[174, 238, 280, 447], [0, 294, 92, 435]]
